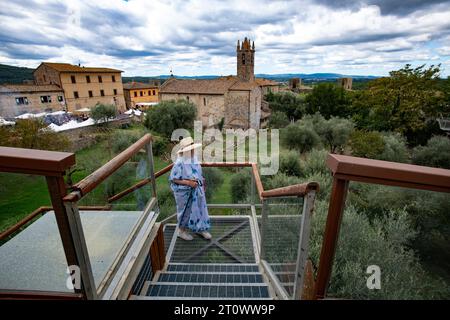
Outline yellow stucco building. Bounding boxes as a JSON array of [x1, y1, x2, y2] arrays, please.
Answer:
[[123, 82, 160, 110], [33, 62, 126, 113]]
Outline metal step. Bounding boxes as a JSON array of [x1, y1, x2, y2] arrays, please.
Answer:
[[166, 263, 260, 273], [156, 272, 264, 284], [146, 282, 271, 299]]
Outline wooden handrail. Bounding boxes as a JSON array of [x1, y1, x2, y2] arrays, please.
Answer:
[[0, 289, 84, 300], [0, 146, 75, 177], [261, 182, 319, 198], [64, 134, 152, 202], [0, 206, 49, 241], [107, 163, 174, 203], [0, 205, 113, 241], [251, 163, 264, 201]]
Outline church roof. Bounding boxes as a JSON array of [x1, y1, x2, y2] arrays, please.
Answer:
[[255, 78, 279, 86], [160, 76, 272, 95], [160, 77, 239, 95]]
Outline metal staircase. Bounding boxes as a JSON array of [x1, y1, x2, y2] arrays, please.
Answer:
[[133, 263, 271, 299]]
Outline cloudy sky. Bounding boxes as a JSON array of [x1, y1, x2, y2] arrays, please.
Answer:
[[1, 0, 450, 77]]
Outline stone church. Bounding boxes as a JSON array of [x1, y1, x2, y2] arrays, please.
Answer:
[[159, 38, 278, 129]]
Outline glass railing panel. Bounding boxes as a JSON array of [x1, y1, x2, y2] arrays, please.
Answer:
[[0, 173, 72, 294], [260, 196, 304, 298]]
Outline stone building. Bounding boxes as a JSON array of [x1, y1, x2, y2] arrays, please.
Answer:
[[160, 38, 278, 129], [33, 62, 126, 112], [337, 77, 352, 90], [0, 84, 65, 118], [123, 82, 160, 110]]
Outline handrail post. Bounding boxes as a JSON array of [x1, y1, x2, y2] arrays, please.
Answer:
[[314, 177, 349, 299], [259, 200, 268, 260], [293, 190, 316, 300], [64, 201, 98, 300], [145, 140, 157, 199]]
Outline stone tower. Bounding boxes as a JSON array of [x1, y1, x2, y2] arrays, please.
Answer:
[[237, 37, 255, 82]]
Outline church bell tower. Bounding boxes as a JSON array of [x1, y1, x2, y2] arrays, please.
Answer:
[[237, 37, 255, 82]]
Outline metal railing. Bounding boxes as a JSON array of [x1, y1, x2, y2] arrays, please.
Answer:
[[0, 134, 320, 300], [314, 154, 450, 300], [105, 155, 319, 300]]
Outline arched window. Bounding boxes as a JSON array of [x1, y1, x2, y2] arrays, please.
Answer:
[[242, 54, 245, 65]]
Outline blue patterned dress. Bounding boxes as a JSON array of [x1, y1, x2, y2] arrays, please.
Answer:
[[169, 156, 211, 232]]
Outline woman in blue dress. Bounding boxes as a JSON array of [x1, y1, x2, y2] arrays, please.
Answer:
[[169, 137, 211, 241]]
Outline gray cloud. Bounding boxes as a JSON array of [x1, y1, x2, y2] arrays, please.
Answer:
[[314, 0, 450, 16]]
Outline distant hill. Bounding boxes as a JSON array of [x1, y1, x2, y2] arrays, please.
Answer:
[[0, 64, 35, 84], [124, 73, 379, 84], [0, 63, 379, 85]]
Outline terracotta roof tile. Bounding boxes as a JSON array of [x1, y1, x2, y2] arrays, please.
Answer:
[[38, 62, 122, 73], [123, 82, 159, 90], [160, 77, 239, 94], [0, 84, 63, 93], [255, 78, 279, 86]]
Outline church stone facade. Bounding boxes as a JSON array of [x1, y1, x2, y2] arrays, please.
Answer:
[[160, 38, 278, 129]]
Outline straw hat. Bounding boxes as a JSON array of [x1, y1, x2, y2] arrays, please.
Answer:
[[177, 136, 202, 154]]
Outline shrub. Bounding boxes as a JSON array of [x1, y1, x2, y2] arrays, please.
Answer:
[[303, 148, 329, 176], [283, 123, 321, 153], [202, 167, 224, 201], [265, 173, 300, 190], [305, 83, 351, 118], [2, 119, 70, 151], [349, 130, 385, 159], [145, 100, 197, 138], [315, 116, 354, 153], [152, 136, 169, 156], [377, 132, 410, 163], [268, 111, 290, 128], [309, 200, 450, 299], [265, 91, 305, 121], [230, 169, 252, 203], [91, 104, 117, 124], [111, 131, 139, 154], [412, 136, 450, 169], [279, 150, 303, 177]]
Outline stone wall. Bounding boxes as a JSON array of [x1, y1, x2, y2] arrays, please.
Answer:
[[224, 87, 261, 130], [160, 93, 225, 127], [0, 90, 65, 118], [59, 116, 132, 152]]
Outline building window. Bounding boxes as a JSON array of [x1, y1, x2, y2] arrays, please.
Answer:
[[242, 54, 245, 65], [152, 90, 156, 95], [98, 76, 103, 83], [74, 91, 79, 99], [71, 75, 76, 83], [148, 90, 151, 95], [134, 91, 137, 97], [40, 95, 52, 103], [43, 75, 46, 82], [88, 90, 93, 98], [203, 97, 206, 106], [86, 75, 91, 83], [100, 90, 105, 96], [113, 89, 117, 95], [58, 95, 64, 102], [15, 97, 28, 105], [140, 91, 143, 97], [112, 75, 116, 82]]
